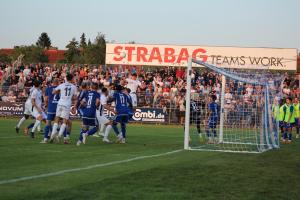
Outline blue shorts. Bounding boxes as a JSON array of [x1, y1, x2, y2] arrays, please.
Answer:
[[114, 114, 129, 124], [208, 119, 217, 129], [279, 121, 284, 128], [295, 118, 299, 127], [284, 122, 294, 129], [82, 117, 98, 126], [47, 113, 56, 121]]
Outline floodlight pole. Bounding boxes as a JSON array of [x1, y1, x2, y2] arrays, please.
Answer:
[[184, 57, 192, 150]]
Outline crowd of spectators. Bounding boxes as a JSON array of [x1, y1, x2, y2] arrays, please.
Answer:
[[0, 62, 299, 123]]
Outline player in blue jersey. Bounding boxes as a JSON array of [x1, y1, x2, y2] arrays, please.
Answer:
[[75, 82, 89, 143], [76, 82, 89, 117], [77, 83, 100, 146], [111, 85, 133, 144], [206, 95, 219, 144], [40, 78, 60, 143], [124, 88, 134, 120]]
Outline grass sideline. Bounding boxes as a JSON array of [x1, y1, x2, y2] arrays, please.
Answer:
[[0, 118, 299, 200]]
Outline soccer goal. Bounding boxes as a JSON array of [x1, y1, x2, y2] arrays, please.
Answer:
[[184, 58, 280, 153]]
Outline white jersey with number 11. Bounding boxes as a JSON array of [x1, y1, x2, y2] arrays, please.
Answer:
[[54, 82, 77, 108]]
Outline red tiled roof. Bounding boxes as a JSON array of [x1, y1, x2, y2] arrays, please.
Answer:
[[0, 48, 14, 55], [0, 48, 66, 63], [43, 49, 65, 63]]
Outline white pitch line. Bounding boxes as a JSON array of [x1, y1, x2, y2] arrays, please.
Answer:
[[0, 149, 183, 185]]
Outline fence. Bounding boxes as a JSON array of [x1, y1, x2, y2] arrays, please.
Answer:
[[0, 101, 184, 124]]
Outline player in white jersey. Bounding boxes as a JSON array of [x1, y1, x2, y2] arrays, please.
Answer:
[[15, 86, 35, 133], [50, 74, 77, 143], [29, 80, 47, 138], [126, 73, 144, 108], [96, 87, 115, 143]]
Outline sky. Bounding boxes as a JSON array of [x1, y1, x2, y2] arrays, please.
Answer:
[[0, 0, 299, 50]]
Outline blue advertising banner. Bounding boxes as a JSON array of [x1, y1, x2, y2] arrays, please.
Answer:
[[0, 102, 167, 123]]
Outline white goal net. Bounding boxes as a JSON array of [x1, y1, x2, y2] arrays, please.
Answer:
[[184, 59, 281, 153]]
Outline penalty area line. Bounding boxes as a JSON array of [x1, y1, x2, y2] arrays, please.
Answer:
[[0, 149, 183, 185]]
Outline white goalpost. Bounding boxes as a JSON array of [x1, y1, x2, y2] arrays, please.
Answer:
[[184, 58, 280, 153]]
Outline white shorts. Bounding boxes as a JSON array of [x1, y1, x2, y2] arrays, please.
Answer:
[[96, 110, 110, 125], [56, 105, 70, 119], [32, 108, 47, 119], [24, 104, 32, 115], [130, 93, 137, 107]]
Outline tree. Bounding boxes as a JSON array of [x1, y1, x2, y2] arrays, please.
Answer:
[[82, 33, 106, 64], [87, 39, 92, 46], [36, 32, 51, 49], [12, 45, 48, 63], [0, 53, 12, 63], [80, 33, 87, 49], [64, 38, 80, 63]]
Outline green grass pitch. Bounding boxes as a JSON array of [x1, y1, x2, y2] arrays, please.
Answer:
[[0, 118, 299, 200]]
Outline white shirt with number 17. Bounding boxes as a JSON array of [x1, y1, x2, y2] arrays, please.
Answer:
[[54, 81, 77, 108]]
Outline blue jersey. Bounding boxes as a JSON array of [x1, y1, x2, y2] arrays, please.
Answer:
[[208, 102, 218, 121], [45, 86, 60, 113], [82, 90, 100, 117], [113, 92, 132, 114], [77, 90, 88, 109], [127, 94, 133, 111]]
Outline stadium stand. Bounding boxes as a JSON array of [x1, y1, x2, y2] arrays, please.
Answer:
[[0, 62, 299, 124]]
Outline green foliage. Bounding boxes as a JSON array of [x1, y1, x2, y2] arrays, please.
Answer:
[[66, 33, 107, 64], [79, 33, 87, 49], [87, 39, 92, 46], [64, 38, 81, 63], [12, 45, 48, 63], [0, 53, 12, 63], [6, 32, 107, 64], [82, 33, 106, 64], [36, 32, 51, 49]]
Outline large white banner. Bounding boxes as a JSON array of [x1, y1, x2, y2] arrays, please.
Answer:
[[106, 43, 298, 70]]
